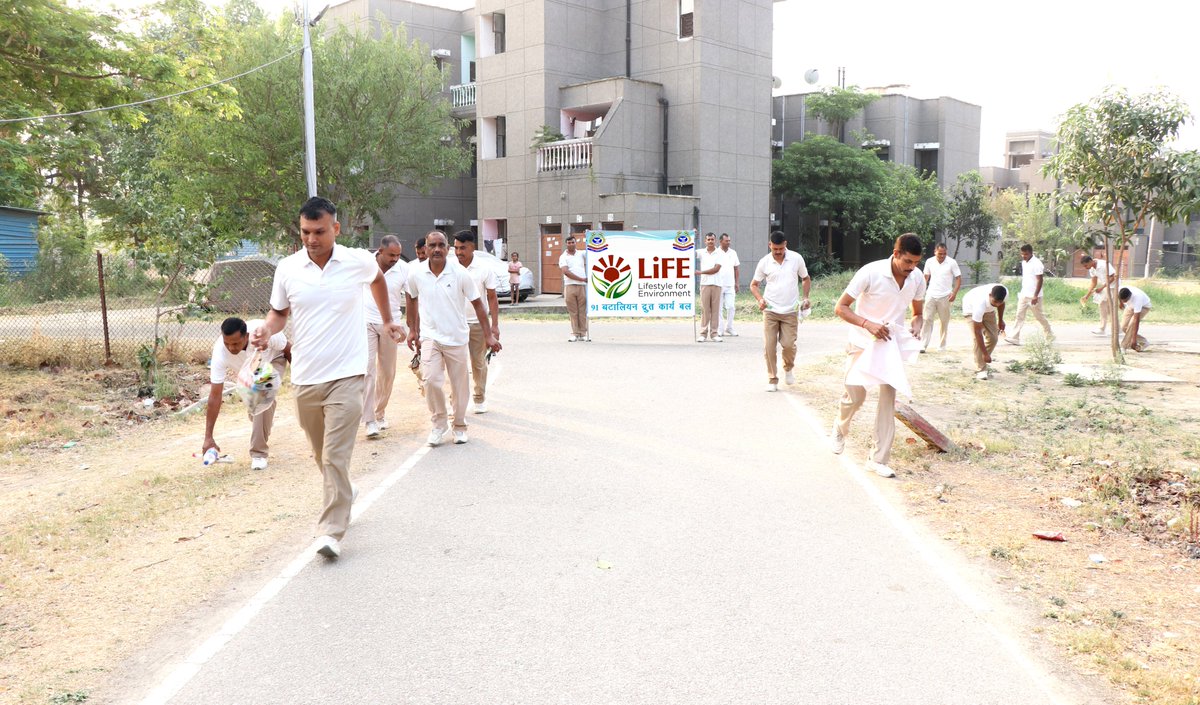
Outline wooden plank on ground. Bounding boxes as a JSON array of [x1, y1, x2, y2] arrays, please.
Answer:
[[894, 402, 958, 453]]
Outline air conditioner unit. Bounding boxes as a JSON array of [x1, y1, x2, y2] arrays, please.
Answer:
[[431, 48, 451, 58]]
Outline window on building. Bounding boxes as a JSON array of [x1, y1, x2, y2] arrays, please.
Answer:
[[679, 0, 693, 38], [493, 12, 505, 54], [668, 184, 693, 196], [916, 149, 938, 177], [496, 116, 506, 158]]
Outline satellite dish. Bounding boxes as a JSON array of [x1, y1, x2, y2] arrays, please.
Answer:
[[804, 69, 819, 85], [772, 76, 782, 90]]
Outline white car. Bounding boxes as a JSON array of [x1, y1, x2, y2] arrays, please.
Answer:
[[471, 251, 534, 302]]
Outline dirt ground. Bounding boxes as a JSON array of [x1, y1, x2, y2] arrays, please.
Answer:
[[793, 335, 1200, 705]]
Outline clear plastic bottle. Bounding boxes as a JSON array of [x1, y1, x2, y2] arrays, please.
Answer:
[[203, 448, 219, 466]]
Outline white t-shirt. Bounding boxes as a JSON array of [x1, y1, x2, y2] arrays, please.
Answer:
[[752, 250, 810, 314], [717, 247, 740, 289], [961, 284, 1006, 323], [270, 244, 379, 386], [1122, 286, 1152, 313], [1019, 255, 1045, 299], [697, 247, 726, 287], [463, 256, 498, 325], [406, 259, 480, 347], [209, 319, 287, 384], [559, 250, 587, 287], [923, 256, 961, 299], [843, 257, 927, 349], [363, 261, 408, 325]]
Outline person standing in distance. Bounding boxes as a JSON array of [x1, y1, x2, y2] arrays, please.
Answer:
[[362, 235, 408, 438], [559, 236, 589, 342], [453, 230, 500, 414], [1006, 243, 1053, 344], [749, 231, 810, 392], [831, 233, 926, 478], [717, 233, 741, 337], [920, 243, 961, 353], [252, 197, 405, 560], [695, 232, 726, 342], [507, 252, 524, 306]]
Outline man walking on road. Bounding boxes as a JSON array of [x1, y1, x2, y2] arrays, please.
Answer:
[[831, 233, 926, 478], [362, 236, 408, 439], [1006, 244, 1053, 345], [920, 243, 960, 353], [961, 284, 1007, 381], [696, 232, 725, 342], [717, 233, 741, 337], [252, 197, 404, 560], [406, 232, 500, 447], [202, 317, 290, 471], [559, 236, 589, 342], [750, 231, 810, 392], [453, 230, 500, 414], [1079, 254, 1117, 336]]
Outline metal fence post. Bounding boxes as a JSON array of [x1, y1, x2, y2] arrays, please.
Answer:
[[96, 250, 113, 365]]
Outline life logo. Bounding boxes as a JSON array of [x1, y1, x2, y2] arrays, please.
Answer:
[[591, 254, 632, 299]]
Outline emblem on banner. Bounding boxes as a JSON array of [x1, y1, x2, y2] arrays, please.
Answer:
[[672, 231, 695, 251], [591, 255, 632, 299], [587, 233, 608, 253]]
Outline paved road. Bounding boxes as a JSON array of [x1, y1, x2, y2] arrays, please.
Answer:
[[126, 319, 1137, 705]]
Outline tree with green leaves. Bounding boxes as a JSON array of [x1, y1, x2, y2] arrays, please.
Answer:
[[864, 162, 945, 247], [944, 171, 998, 259], [804, 87, 878, 143], [991, 190, 1086, 277], [1042, 88, 1200, 361]]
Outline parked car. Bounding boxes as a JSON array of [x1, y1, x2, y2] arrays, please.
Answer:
[[471, 250, 534, 302]]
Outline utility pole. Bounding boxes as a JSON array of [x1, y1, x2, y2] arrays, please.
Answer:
[[302, 0, 319, 197]]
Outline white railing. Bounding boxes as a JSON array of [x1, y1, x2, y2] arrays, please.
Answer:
[[537, 138, 593, 172], [450, 83, 476, 108]]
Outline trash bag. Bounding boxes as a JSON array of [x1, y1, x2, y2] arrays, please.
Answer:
[[235, 350, 278, 417]]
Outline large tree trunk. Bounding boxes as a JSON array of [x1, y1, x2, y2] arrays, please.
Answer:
[[1106, 236, 1124, 364]]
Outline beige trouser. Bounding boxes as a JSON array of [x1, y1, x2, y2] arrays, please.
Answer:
[[1121, 307, 1149, 350], [968, 311, 999, 372], [248, 356, 288, 459], [700, 285, 722, 337], [422, 339, 470, 431], [565, 286, 588, 337], [1096, 287, 1114, 331], [921, 294, 952, 350], [468, 322, 489, 403], [294, 375, 364, 541], [1009, 295, 1053, 340], [363, 322, 398, 425], [836, 346, 897, 465], [763, 310, 798, 384]]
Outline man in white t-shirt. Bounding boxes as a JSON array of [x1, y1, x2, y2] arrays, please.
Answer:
[[831, 233, 926, 478], [717, 233, 741, 337], [696, 232, 726, 342], [406, 231, 499, 447], [558, 236, 589, 342], [453, 230, 500, 414], [202, 317, 289, 471], [960, 284, 1008, 380], [1079, 254, 1117, 336], [920, 243, 961, 352], [750, 231, 810, 391], [1006, 243, 1054, 344], [361, 235, 409, 439], [1118, 286, 1152, 352], [252, 197, 405, 560]]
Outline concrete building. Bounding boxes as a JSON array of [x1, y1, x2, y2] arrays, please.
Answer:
[[326, 0, 775, 291]]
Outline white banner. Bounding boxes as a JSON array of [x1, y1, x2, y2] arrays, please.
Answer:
[[584, 230, 696, 317]]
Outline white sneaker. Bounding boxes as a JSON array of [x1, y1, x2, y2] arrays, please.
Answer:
[[975, 370, 989, 381], [830, 424, 845, 454], [712, 335, 723, 342], [866, 460, 896, 478], [473, 401, 488, 414], [724, 330, 737, 337], [316, 535, 341, 559], [426, 426, 449, 446], [365, 421, 381, 438], [378, 417, 389, 430], [1092, 329, 1106, 336], [785, 370, 796, 385], [697, 336, 706, 343], [567, 335, 578, 342], [250, 456, 268, 471], [1004, 337, 1020, 346], [765, 382, 778, 392], [583, 335, 591, 342], [351, 483, 359, 503], [453, 429, 468, 444]]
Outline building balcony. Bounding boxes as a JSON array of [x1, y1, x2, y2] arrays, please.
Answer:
[[450, 83, 476, 110], [537, 138, 592, 172]]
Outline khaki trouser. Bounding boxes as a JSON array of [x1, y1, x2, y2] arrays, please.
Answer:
[[836, 346, 897, 465], [967, 311, 999, 372], [422, 339, 470, 431], [763, 310, 798, 384], [248, 356, 288, 459], [468, 322, 489, 403], [700, 285, 722, 337], [921, 294, 952, 351], [1096, 287, 1114, 332], [719, 288, 737, 334], [1009, 295, 1053, 341], [565, 286, 588, 337], [1121, 307, 1149, 351], [363, 322, 398, 425], [294, 375, 364, 541]]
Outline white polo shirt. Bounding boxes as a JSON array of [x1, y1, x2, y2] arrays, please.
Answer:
[[1088, 259, 1116, 288], [406, 259, 480, 347], [717, 247, 740, 290], [269, 244, 379, 386], [364, 261, 409, 325], [559, 250, 587, 287], [463, 256, 497, 325], [1019, 255, 1045, 299], [1122, 286, 1152, 313], [752, 250, 810, 315], [843, 257, 927, 349], [697, 247, 726, 287], [961, 284, 1006, 323], [923, 256, 961, 299], [209, 319, 287, 384]]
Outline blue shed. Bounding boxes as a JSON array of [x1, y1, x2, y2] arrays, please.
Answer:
[[0, 206, 46, 276]]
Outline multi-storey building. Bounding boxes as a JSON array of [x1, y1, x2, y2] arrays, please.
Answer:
[[327, 0, 774, 291]]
